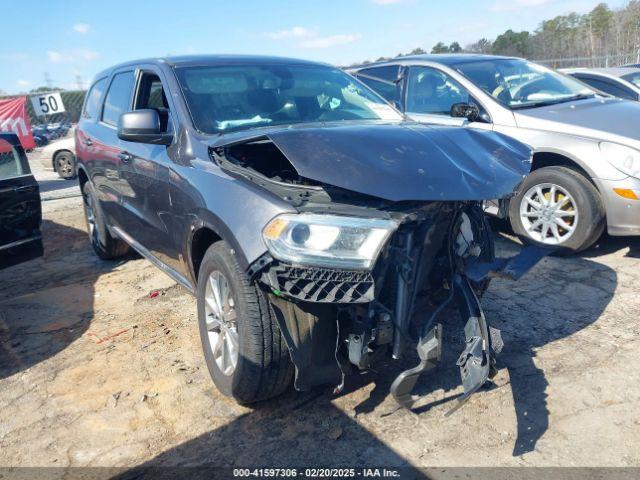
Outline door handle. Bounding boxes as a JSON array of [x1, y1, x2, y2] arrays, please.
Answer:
[[84, 138, 93, 146], [13, 185, 35, 192], [117, 151, 132, 163]]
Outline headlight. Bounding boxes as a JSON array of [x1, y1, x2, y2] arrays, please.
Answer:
[[262, 213, 398, 269], [599, 142, 640, 179]]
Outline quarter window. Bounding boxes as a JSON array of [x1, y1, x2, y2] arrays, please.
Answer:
[[102, 71, 135, 126], [82, 77, 108, 119]]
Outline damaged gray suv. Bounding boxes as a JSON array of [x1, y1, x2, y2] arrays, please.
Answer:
[[76, 55, 537, 411]]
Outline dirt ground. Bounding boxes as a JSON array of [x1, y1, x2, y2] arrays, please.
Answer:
[[1, 150, 639, 472]]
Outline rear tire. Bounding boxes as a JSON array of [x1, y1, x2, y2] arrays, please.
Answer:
[[81, 182, 130, 260], [509, 166, 605, 254], [53, 150, 77, 179], [197, 241, 293, 404]]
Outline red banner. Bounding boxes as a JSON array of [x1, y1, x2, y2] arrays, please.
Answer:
[[0, 97, 36, 150]]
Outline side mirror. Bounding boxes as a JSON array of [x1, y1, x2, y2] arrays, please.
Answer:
[[118, 109, 173, 145], [450, 102, 480, 122]]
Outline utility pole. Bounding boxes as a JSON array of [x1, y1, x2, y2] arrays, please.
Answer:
[[43, 72, 53, 90], [75, 74, 84, 91]]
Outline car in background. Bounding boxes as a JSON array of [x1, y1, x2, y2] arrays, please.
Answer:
[[562, 67, 640, 101], [349, 54, 640, 253], [0, 132, 43, 270], [31, 125, 54, 144], [41, 133, 76, 179]]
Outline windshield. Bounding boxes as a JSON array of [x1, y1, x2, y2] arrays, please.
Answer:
[[622, 71, 640, 88], [174, 64, 402, 133], [453, 58, 595, 109]]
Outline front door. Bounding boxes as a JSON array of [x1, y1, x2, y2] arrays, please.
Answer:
[[403, 66, 493, 130], [0, 134, 43, 269], [116, 67, 179, 272]]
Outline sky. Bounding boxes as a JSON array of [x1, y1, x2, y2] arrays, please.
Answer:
[[0, 0, 628, 94]]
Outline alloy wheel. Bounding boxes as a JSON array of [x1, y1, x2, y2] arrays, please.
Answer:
[[56, 154, 74, 176], [204, 270, 239, 376], [519, 183, 578, 245], [83, 190, 99, 246]]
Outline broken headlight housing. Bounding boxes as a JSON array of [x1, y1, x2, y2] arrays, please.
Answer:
[[262, 213, 397, 270]]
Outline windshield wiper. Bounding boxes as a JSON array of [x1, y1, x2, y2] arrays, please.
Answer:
[[512, 93, 595, 110]]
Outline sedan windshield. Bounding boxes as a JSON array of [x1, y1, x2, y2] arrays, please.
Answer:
[[174, 64, 402, 133], [453, 58, 595, 109], [622, 71, 640, 88]]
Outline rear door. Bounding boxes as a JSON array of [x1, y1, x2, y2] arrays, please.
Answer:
[[0, 134, 43, 269], [84, 70, 136, 230]]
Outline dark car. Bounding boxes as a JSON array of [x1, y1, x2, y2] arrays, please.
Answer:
[[75, 55, 535, 410], [562, 67, 640, 101], [0, 133, 43, 270]]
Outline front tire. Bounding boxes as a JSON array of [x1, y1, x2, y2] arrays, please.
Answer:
[[197, 241, 293, 404], [81, 182, 130, 259], [54, 150, 77, 179], [509, 166, 605, 254]]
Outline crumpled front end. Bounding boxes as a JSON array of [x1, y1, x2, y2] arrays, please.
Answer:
[[210, 122, 543, 413]]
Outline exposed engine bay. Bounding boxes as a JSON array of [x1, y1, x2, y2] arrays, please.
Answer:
[[210, 129, 544, 413]]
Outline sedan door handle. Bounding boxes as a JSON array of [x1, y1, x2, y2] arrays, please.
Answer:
[[117, 151, 132, 163], [13, 185, 36, 192], [84, 138, 93, 146]]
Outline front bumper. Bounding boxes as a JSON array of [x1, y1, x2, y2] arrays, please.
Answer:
[[594, 176, 640, 236], [260, 261, 375, 303]]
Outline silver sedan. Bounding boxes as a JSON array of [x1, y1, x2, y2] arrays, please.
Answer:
[[349, 55, 640, 252]]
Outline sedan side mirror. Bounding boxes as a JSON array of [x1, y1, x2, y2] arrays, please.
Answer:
[[118, 109, 173, 145], [450, 102, 480, 122]]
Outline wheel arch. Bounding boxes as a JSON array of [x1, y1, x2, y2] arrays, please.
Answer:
[[77, 164, 89, 189], [187, 216, 252, 287], [531, 150, 599, 192]]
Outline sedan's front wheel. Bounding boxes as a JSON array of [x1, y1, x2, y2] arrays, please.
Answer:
[[509, 166, 605, 253]]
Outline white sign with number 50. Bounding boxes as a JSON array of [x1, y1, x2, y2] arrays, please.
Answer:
[[30, 92, 66, 117]]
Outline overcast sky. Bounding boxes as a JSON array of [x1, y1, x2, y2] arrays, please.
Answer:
[[0, 0, 628, 94]]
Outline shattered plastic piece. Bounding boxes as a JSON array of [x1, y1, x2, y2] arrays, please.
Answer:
[[390, 324, 442, 411], [150, 290, 159, 298]]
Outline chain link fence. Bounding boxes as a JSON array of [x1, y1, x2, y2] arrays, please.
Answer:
[[536, 51, 640, 69], [0, 89, 86, 126]]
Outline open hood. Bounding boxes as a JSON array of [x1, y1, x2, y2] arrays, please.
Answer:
[[213, 122, 532, 202]]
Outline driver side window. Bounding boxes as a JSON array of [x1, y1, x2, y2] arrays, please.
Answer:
[[134, 72, 172, 133], [406, 66, 470, 116]]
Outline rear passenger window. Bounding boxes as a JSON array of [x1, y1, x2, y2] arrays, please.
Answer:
[[357, 76, 399, 103], [83, 77, 108, 119], [102, 72, 135, 126], [358, 66, 400, 82]]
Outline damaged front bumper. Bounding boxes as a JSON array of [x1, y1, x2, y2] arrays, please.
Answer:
[[251, 206, 549, 414]]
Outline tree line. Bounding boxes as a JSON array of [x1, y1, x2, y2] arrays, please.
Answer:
[[356, 1, 640, 65]]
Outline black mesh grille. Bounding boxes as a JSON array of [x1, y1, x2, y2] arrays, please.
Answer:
[[263, 264, 375, 303]]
